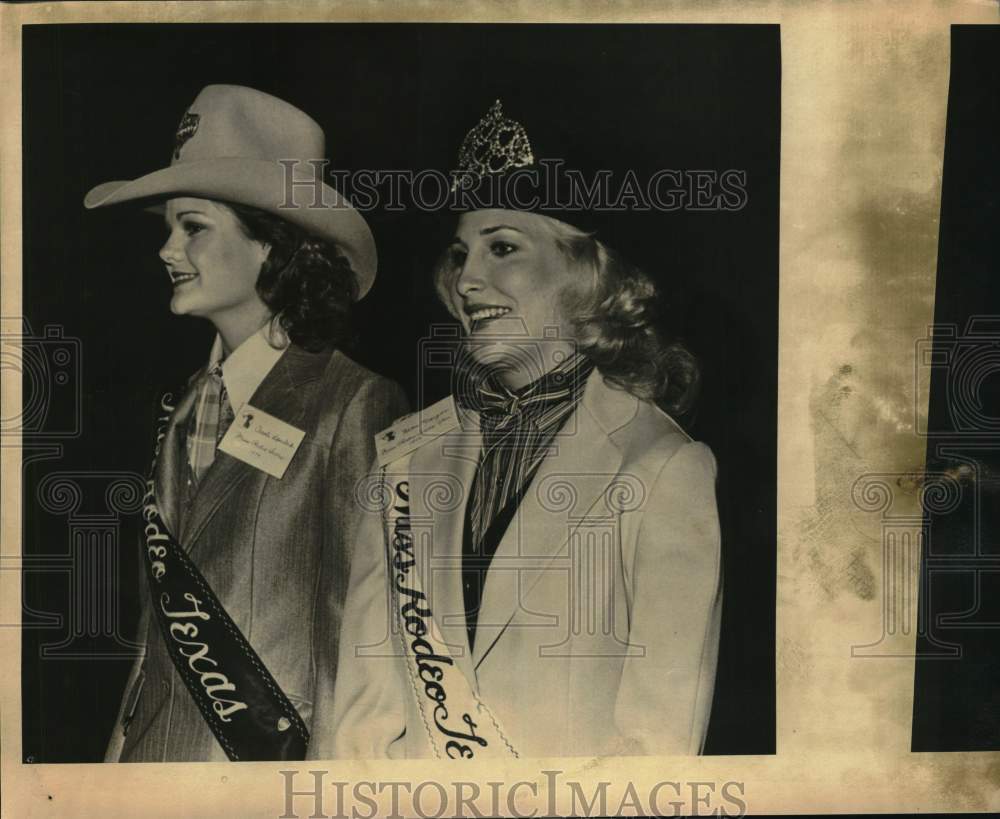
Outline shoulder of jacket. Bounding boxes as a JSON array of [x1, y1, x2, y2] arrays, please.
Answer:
[[614, 397, 690, 455], [316, 349, 404, 397], [608, 399, 720, 496]]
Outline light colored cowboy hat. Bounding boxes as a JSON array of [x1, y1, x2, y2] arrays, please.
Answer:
[[84, 84, 376, 299]]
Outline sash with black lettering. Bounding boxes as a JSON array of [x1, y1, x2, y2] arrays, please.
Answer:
[[141, 388, 309, 761], [381, 449, 519, 759]]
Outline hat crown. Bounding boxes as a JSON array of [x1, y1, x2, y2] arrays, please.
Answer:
[[171, 85, 326, 166], [84, 84, 377, 298]]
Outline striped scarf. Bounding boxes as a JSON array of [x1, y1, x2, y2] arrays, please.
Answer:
[[458, 352, 596, 559]]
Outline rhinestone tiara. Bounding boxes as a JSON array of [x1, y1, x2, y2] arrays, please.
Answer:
[[452, 100, 535, 190]]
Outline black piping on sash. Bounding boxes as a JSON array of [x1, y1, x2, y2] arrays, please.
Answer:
[[140, 388, 309, 761]]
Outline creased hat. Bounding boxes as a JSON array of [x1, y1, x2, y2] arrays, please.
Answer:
[[84, 84, 376, 299]]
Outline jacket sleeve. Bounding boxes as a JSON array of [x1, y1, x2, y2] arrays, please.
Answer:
[[103, 608, 149, 761], [612, 440, 723, 755], [307, 375, 409, 759], [323, 475, 409, 759]]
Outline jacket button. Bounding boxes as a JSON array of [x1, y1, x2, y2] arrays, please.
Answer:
[[277, 717, 291, 732]]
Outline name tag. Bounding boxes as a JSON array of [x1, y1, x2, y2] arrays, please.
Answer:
[[218, 403, 305, 479], [376, 396, 460, 467]]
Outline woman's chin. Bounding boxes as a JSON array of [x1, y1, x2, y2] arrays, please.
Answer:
[[168, 296, 193, 316], [463, 336, 515, 361], [168, 294, 206, 318], [462, 343, 546, 386]]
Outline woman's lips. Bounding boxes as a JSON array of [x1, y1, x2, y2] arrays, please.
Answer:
[[466, 305, 512, 331], [467, 306, 512, 322], [169, 272, 199, 286]]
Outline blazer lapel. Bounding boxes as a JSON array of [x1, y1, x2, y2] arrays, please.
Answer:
[[472, 372, 637, 667], [181, 345, 326, 553], [154, 377, 202, 540], [410, 414, 482, 685]]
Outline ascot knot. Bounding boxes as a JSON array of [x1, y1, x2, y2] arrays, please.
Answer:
[[503, 394, 523, 416], [455, 353, 596, 424], [457, 375, 534, 419]]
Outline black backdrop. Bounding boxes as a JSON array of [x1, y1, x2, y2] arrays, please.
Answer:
[[912, 25, 1000, 752], [20, 23, 778, 760]]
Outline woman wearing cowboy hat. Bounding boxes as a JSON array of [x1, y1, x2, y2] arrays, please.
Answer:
[[86, 85, 408, 762], [319, 100, 722, 759]]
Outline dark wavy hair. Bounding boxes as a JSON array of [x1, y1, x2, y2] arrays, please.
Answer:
[[433, 213, 700, 416], [224, 201, 358, 352]]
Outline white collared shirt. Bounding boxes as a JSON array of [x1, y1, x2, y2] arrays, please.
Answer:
[[205, 323, 287, 417]]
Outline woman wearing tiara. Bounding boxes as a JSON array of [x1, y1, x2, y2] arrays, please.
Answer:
[[319, 100, 722, 759], [85, 85, 408, 762]]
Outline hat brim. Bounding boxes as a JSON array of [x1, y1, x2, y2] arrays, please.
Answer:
[[84, 158, 376, 299]]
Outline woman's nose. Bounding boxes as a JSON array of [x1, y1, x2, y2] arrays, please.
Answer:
[[158, 230, 185, 266], [455, 259, 485, 297]]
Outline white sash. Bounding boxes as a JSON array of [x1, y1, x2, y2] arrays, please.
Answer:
[[381, 450, 519, 759]]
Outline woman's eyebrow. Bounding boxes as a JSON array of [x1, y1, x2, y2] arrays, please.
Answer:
[[479, 225, 523, 236], [165, 209, 209, 229]]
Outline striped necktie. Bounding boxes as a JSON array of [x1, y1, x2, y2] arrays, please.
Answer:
[[187, 363, 235, 486]]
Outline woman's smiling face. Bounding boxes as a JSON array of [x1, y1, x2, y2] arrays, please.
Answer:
[[159, 197, 270, 326], [447, 209, 582, 388]]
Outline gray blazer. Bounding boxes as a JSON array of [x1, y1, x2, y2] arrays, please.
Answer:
[[106, 345, 408, 761]]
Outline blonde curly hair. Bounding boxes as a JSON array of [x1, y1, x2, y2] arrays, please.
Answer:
[[433, 212, 700, 415]]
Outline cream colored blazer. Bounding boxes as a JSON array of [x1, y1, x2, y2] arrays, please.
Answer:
[[314, 369, 722, 759]]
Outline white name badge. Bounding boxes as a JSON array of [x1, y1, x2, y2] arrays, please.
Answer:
[[218, 403, 306, 479], [375, 396, 460, 467]]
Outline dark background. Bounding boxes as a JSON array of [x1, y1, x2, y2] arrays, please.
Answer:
[[912, 25, 1000, 752], [20, 23, 778, 760]]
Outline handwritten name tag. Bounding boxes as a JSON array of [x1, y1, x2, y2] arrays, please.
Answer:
[[218, 404, 305, 479], [375, 396, 460, 467]]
